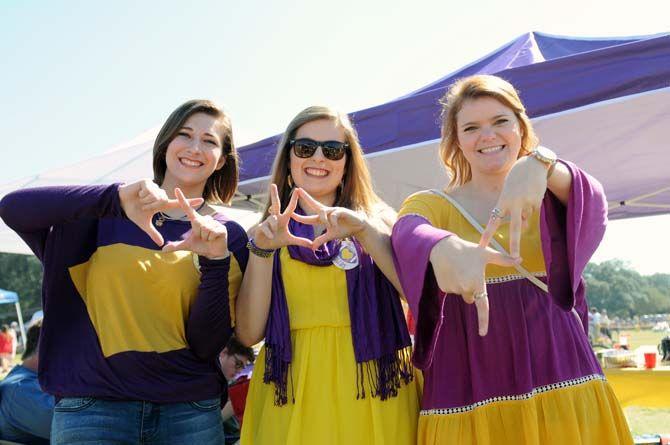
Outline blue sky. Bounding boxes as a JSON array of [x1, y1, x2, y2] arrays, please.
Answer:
[[1, 0, 669, 273]]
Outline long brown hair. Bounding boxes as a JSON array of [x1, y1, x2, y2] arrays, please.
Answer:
[[152, 99, 238, 204], [439, 75, 539, 187], [261, 106, 386, 219]]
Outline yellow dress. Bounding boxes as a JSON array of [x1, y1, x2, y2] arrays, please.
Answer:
[[241, 248, 420, 444]]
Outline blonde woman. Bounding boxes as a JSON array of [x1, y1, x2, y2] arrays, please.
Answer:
[[391, 75, 632, 444], [237, 106, 419, 444]]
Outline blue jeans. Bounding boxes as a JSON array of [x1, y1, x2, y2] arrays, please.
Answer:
[[51, 397, 224, 445]]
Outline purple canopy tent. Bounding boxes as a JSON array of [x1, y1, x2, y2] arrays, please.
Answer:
[[1, 32, 668, 255], [236, 32, 670, 220]]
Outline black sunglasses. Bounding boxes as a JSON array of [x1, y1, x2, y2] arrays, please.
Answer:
[[289, 138, 349, 161]]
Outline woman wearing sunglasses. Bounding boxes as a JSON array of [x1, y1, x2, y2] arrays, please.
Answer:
[[236, 106, 419, 444], [391, 75, 632, 444], [0, 100, 248, 444]]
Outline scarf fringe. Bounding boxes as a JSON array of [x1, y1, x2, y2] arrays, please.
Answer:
[[356, 346, 414, 401], [263, 344, 294, 406]]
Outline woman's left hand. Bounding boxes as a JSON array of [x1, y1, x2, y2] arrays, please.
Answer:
[[290, 188, 368, 250], [162, 188, 229, 259], [479, 155, 547, 258]]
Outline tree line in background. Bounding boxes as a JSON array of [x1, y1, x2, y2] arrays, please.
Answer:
[[0, 252, 43, 323], [1, 253, 669, 322]]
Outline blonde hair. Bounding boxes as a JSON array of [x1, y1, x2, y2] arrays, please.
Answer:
[[262, 106, 387, 220], [439, 75, 539, 187]]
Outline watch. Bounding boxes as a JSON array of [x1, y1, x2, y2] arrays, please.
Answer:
[[529, 146, 557, 178]]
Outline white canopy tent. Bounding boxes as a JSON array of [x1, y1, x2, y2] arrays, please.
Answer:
[[1, 32, 669, 255]]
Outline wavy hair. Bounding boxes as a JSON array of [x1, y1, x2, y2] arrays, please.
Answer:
[[439, 75, 539, 187]]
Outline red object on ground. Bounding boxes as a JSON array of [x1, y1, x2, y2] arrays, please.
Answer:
[[644, 352, 657, 369], [228, 376, 251, 425]]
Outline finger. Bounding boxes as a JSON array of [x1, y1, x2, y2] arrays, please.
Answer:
[[479, 211, 503, 248], [139, 190, 152, 201], [329, 212, 339, 227], [297, 188, 323, 212], [287, 235, 315, 249], [267, 215, 279, 232], [284, 188, 301, 216], [207, 229, 224, 242], [162, 238, 191, 253], [204, 222, 226, 242], [138, 182, 149, 198], [521, 210, 530, 231], [461, 292, 475, 305], [260, 224, 274, 240], [270, 184, 281, 216], [474, 281, 490, 336], [142, 221, 164, 247], [319, 209, 331, 229], [312, 232, 335, 250], [509, 206, 522, 258], [140, 195, 159, 207], [483, 247, 522, 267], [162, 197, 205, 209], [141, 201, 164, 212], [291, 213, 320, 225], [174, 188, 200, 219], [200, 225, 211, 241]]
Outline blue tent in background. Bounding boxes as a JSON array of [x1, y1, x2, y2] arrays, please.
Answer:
[[236, 32, 670, 220], [0, 288, 27, 347]]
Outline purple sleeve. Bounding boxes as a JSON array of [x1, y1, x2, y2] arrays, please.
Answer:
[[185, 220, 248, 360], [391, 215, 452, 369], [0, 184, 124, 260], [540, 160, 607, 325]]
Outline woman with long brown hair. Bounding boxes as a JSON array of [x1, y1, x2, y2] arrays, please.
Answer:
[[236, 106, 419, 444]]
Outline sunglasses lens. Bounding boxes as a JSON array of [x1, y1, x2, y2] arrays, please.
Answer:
[[292, 140, 318, 158], [322, 142, 347, 160]]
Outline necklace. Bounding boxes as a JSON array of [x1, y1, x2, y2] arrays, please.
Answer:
[[155, 202, 206, 227]]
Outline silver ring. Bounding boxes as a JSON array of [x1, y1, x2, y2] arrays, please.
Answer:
[[474, 291, 488, 301], [490, 207, 503, 220]]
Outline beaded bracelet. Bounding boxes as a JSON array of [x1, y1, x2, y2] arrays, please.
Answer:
[[246, 238, 275, 258]]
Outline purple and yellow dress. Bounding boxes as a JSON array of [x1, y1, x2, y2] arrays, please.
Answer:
[[391, 161, 632, 444]]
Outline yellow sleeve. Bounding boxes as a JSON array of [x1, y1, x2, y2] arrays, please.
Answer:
[[397, 191, 447, 227]]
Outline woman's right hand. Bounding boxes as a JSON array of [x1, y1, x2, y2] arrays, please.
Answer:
[[118, 179, 203, 246], [252, 184, 312, 251], [430, 235, 520, 336]]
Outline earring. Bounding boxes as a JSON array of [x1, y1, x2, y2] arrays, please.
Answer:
[[287, 174, 293, 188]]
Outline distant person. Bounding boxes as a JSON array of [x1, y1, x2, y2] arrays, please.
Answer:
[[593, 308, 603, 338], [0, 325, 14, 372], [10, 321, 21, 352], [0, 320, 54, 445], [601, 309, 612, 339], [218, 336, 254, 445]]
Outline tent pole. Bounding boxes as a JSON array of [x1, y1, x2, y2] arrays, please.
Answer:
[[14, 301, 27, 350]]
